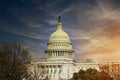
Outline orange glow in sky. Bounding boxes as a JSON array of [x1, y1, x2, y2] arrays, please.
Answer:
[[76, 25, 120, 63]]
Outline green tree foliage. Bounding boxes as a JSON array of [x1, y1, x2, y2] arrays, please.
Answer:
[[0, 42, 31, 80], [71, 68, 113, 80]]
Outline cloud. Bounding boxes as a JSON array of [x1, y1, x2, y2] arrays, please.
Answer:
[[7, 7, 46, 27], [0, 22, 47, 40], [45, 19, 58, 25], [87, 0, 120, 24], [20, 39, 47, 61], [70, 0, 120, 62], [36, 0, 76, 18], [8, 28, 46, 40], [23, 0, 120, 62], [51, 5, 75, 17], [74, 25, 120, 62], [1, 0, 120, 62], [27, 23, 42, 27]]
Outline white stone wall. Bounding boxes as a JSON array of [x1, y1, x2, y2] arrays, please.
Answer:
[[74, 63, 100, 73], [29, 61, 99, 80]]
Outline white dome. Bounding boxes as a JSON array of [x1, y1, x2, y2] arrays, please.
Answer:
[[45, 17, 74, 61], [49, 22, 71, 43]]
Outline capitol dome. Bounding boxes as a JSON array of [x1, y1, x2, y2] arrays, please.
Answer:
[[46, 16, 74, 61], [49, 20, 71, 43]]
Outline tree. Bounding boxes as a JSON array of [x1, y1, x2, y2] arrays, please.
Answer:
[[86, 68, 99, 80], [26, 65, 41, 80], [78, 70, 87, 80], [0, 42, 31, 80], [71, 68, 113, 80], [98, 71, 113, 80], [72, 73, 79, 80]]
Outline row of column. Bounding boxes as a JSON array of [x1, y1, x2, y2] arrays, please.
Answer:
[[47, 43, 72, 49], [45, 50, 73, 58], [39, 65, 62, 74]]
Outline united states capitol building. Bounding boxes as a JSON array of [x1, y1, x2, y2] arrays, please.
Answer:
[[30, 17, 99, 80]]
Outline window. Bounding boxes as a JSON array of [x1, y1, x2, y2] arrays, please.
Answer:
[[59, 70, 61, 73], [67, 69, 69, 73], [54, 70, 56, 73], [68, 75, 69, 78], [51, 70, 52, 73]]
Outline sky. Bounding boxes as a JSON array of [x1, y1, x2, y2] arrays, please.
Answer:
[[0, 0, 120, 63]]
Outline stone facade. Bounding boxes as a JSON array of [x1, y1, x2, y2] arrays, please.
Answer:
[[100, 62, 120, 80], [30, 17, 99, 80]]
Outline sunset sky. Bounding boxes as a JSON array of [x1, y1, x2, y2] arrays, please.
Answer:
[[0, 0, 120, 62]]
